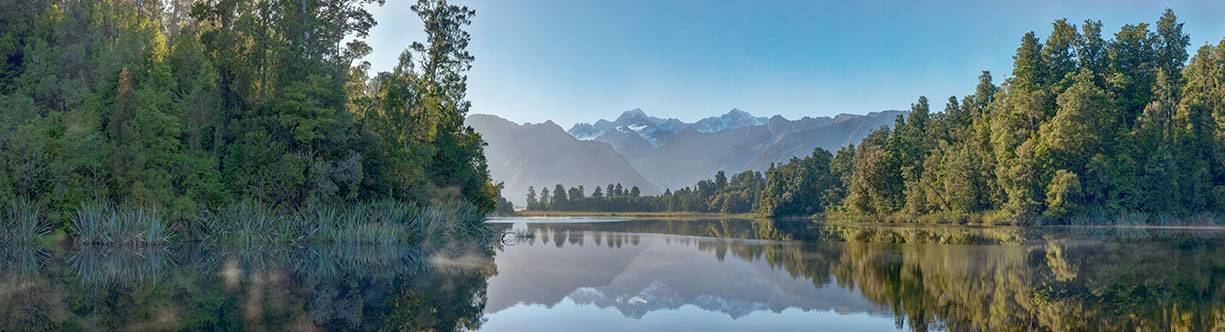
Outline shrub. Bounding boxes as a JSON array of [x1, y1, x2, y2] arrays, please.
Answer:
[[1, 197, 48, 243], [69, 202, 171, 245]]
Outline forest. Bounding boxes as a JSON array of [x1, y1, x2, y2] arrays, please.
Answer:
[[0, 0, 498, 241], [531, 10, 1225, 224], [525, 170, 764, 214]]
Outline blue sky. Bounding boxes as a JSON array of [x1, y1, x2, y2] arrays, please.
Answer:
[[363, 0, 1225, 127]]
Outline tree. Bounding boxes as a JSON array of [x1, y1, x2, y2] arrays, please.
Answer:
[[828, 145, 856, 211], [0, 0, 504, 230], [539, 187, 550, 210], [1014, 32, 1047, 91], [1044, 170, 1082, 218], [898, 97, 933, 214], [552, 184, 568, 207], [1177, 39, 1223, 211], [1108, 22, 1156, 129], [847, 130, 903, 214], [758, 148, 844, 217], [560, 10, 1224, 223], [1077, 20, 1108, 84], [525, 186, 538, 210], [1037, 70, 1114, 174], [1154, 9, 1189, 82], [1043, 19, 1080, 90]]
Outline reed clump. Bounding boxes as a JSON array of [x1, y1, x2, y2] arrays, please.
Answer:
[[69, 202, 171, 246], [1, 197, 49, 243]]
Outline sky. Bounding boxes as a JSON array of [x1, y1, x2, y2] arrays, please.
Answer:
[[362, 0, 1225, 128]]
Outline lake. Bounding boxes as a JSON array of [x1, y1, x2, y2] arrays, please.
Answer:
[[1, 218, 1222, 331]]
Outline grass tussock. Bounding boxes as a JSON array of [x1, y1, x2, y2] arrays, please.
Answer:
[[69, 202, 171, 246], [202, 199, 489, 244], [200, 200, 300, 244], [1, 197, 49, 243], [413, 200, 491, 240]]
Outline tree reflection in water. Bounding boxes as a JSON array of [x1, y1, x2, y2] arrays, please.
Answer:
[[1, 220, 1222, 331], [0, 242, 497, 331], [490, 220, 1225, 332]]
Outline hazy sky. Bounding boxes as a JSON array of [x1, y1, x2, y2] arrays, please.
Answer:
[[363, 0, 1225, 127]]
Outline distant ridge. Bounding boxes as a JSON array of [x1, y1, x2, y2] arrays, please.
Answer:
[[469, 109, 902, 203], [565, 109, 904, 190]]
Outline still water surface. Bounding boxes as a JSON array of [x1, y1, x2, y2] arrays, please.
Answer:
[[2, 218, 1222, 331]]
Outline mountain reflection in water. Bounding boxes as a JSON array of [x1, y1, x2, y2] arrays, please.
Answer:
[[1, 218, 1223, 331], [483, 219, 1225, 332]]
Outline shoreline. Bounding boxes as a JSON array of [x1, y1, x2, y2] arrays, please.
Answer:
[[507, 211, 1225, 230], [512, 211, 757, 220]]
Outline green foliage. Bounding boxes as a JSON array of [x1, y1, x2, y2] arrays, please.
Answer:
[[68, 202, 171, 246], [199, 200, 300, 244], [493, 194, 515, 216], [847, 130, 903, 214], [412, 200, 489, 240], [0, 0, 498, 237], [752, 9, 1225, 224], [1013, 31, 1047, 90], [1, 197, 48, 243], [527, 170, 765, 214], [355, 0, 496, 212], [1044, 170, 1082, 218], [758, 149, 843, 217]]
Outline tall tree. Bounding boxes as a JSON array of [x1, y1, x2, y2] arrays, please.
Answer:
[[525, 186, 537, 209], [1043, 19, 1080, 91], [1014, 32, 1047, 91]]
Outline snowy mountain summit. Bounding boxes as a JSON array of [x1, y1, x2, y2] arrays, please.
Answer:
[[691, 108, 768, 133], [567, 108, 767, 146]]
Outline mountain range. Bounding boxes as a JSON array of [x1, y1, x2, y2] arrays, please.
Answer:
[[468, 109, 903, 205], [466, 114, 660, 206], [568, 108, 768, 145]]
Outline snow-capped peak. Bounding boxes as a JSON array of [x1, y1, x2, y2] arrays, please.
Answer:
[[568, 108, 768, 146], [692, 109, 768, 133]]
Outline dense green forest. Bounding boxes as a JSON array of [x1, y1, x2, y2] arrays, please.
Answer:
[[533, 10, 1225, 224], [0, 0, 499, 231], [525, 170, 764, 213]]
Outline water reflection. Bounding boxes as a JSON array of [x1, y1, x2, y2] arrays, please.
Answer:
[[0, 219, 1222, 331], [485, 220, 1225, 331], [0, 242, 496, 331]]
